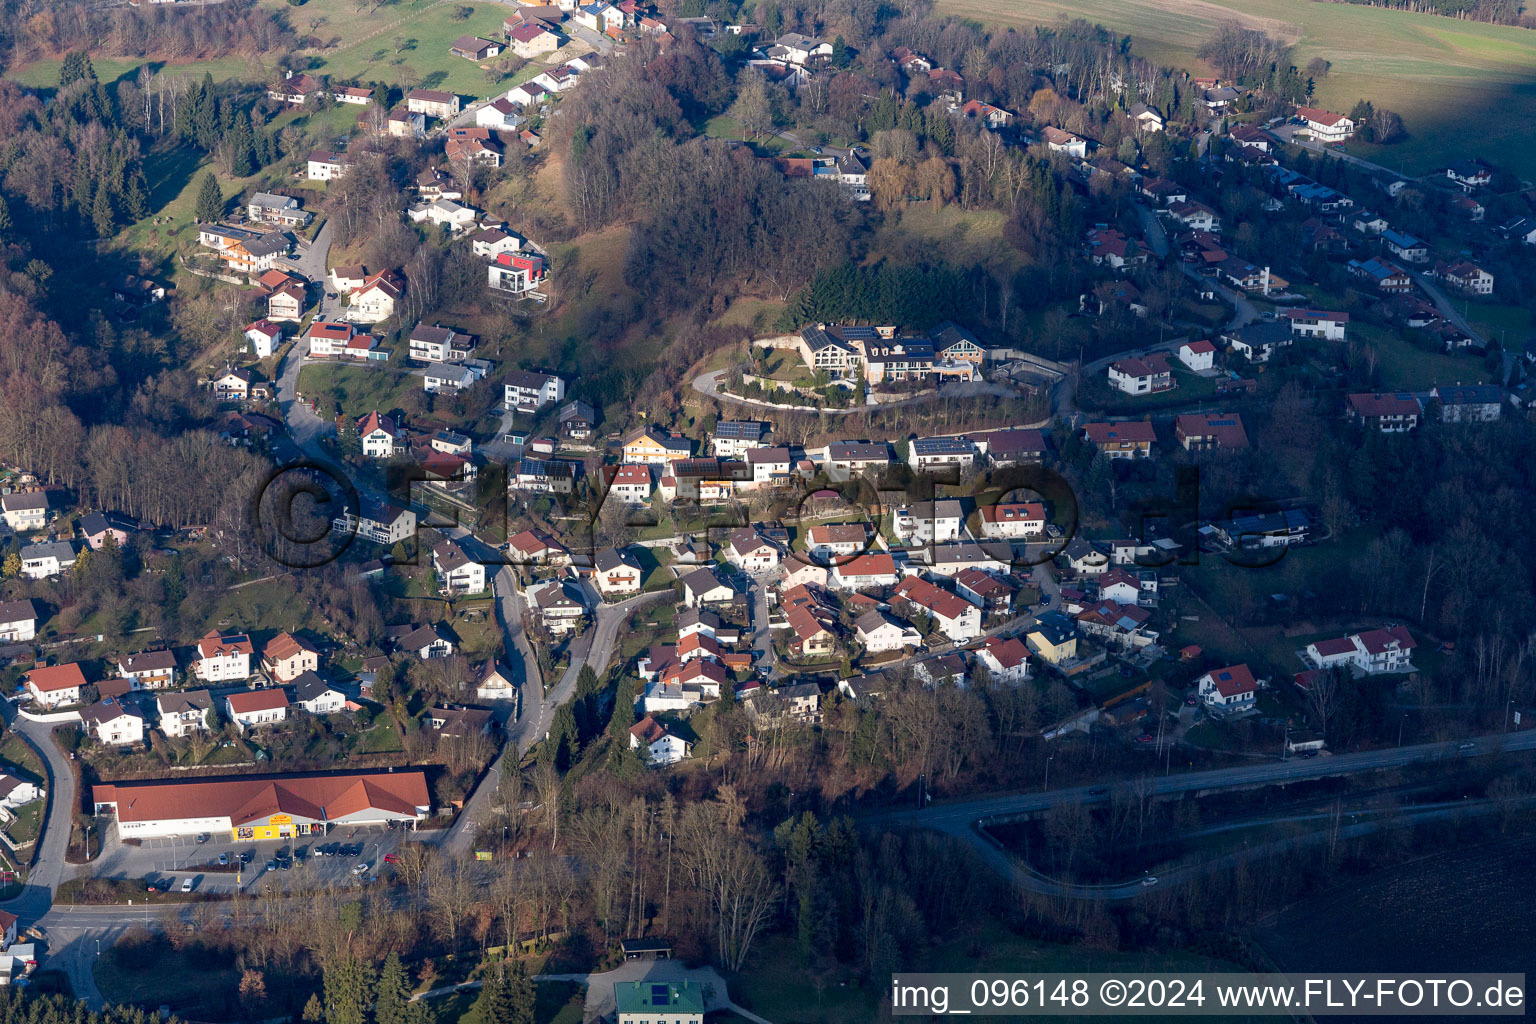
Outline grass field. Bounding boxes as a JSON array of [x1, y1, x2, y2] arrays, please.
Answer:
[[1351, 322, 1488, 390], [299, 362, 423, 420], [937, 0, 1536, 178], [876, 204, 1030, 273]]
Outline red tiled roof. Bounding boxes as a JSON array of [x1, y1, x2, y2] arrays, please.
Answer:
[[26, 663, 87, 693], [980, 636, 1029, 669], [1205, 663, 1256, 697], [1083, 421, 1156, 444], [227, 689, 289, 714]]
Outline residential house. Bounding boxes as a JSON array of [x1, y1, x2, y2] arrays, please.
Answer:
[[681, 567, 736, 608], [19, 541, 77, 580], [710, 420, 769, 458], [726, 529, 780, 572], [979, 502, 1045, 540], [558, 400, 596, 441], [1175, 412, 1249, 452], [433, 538, 487, 595], [445, 128, 504, 167], [1437, 261, 1494, 295], [503, 370, 566, 412], [1107, 353, 1174, 395], [408, 198, 479, 233], [1197, 663, 1258, 711], [357, 411, 402, 458], [1, 493, 47, 532], [783, 591, 838, 659], [823, 442, 897, 482], [24, 663, 87, 708], [488, 250, 549, 294], [622, 426, 693, 465], [981, 428, 1048, 466], [1347, 393, 1421, 433], [590, 548, 642, 596], [508, 21, 561, 58], [1167, 202, 1220, 232], [195, 632, 253, 682], [923, 541, 1011, 578], [226, 689, 289, 733], [396, 624, 456, 659], [348, 271, 403, 323], [268, 71, 323, 105], [830, 553, 899, 591], [892, 575, 981, 642], [1216, 257, 1277, 295], [769, 32, 832, 65], [506, 529, 569, 566], [1025, 611, 1078, 664], [262, 632, 320, 684], [333, 85, 372, 105], [245, 319, 283, 357], [1223, 321, 1292, 364], [247, 192, 311, 228], [423, 361, 488, 394], [266, 280, 306, 322], [469, 226, 524, 259], [335, 500, 416, 545], [407, 89, 460, 119], [157, 691, 213, 739], [1304, 626, 1417, 675], [628, 716, 690, 766], [855, 610, 920, 653], [530, 579, 589, 634], [450, 35, 502, 60], [744, 446, 792, 489], [1295, 106, 1354, 142], [78, 510, 134, 551], [959, 99, 1014, 129], [1041, 126, 1088, 158], [1129, 102, 1164, 132], [212, 367, 251, 401], [1178, 339, 1217, 371], [894, 499, 965, 545], [475, 663, 517, 702], [1347, 257, 1413, 293], [1434, 384, 1502, 423], [307, 150, 351, 181], [1381, 229, 1429, 264], [409, 325, 472, 363], [1082, 421, 1155, 459], [954, 567, 1016, 613], [806, 523, 869, 562], [603, 464, 654, 505], [908, 436, 978, 472], [80, 698, 146, 746], [513, 458, 576, 494], [118, 650, 175, 690], [1446, 159, 1491, 191], [976, 636, 1030, 684], [1284, 308, 1349, 341], [0, 600, 38, 643], [294, 672, 348, 715], [1084, 227, 1145, 269]]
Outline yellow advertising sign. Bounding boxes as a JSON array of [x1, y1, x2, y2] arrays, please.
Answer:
[[475, 850, 492, 861], [269, 814, 292, 825]]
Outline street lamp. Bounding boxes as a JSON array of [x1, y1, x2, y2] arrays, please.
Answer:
[[1043, 754, 1055, 791]]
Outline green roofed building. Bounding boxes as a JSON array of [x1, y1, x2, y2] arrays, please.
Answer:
[[614, 980, 705, 1024]]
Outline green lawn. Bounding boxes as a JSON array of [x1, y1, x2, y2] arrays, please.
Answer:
[[0, 734, 46, 785], [3, 801, 43, 847], [294, 0, 557, 101], [1075, 364, 1217, 415], [1463, 301, 1534, 353], [1351, 322, 1488, 390], [299, 362, 423, 420], [6, 56, 252, 90], [937, 0, 1536, 179]]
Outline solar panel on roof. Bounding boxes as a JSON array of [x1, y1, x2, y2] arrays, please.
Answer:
[[652, 984, 672, 1004]]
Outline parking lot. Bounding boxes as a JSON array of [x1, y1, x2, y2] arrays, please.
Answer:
[[94, 823, 409, 895]]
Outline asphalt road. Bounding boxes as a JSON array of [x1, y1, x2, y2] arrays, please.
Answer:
[[864, 729, 1536, 899]]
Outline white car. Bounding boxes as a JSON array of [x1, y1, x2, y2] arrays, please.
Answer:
[[180, 878, 194, 893], [351, 862, 371, 876], [1140, 876, 1158, 887]]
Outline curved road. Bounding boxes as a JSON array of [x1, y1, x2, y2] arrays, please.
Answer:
[[691, 371, 1016, 413], [865, 729, 1536, 898]]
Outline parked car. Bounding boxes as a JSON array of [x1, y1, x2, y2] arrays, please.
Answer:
[[265, 860, 279, 871], [180, 878, 194, 893], [351, 862, 371, 876], [383, 853, 400, 864], [218, 853, 229, 866], [195, 833, 210, 844]]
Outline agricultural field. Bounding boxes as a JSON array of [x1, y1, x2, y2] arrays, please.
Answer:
[[938, 0, 1536, 178]]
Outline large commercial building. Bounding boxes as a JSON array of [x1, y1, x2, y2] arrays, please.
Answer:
[[92, 770, 431, 841]]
